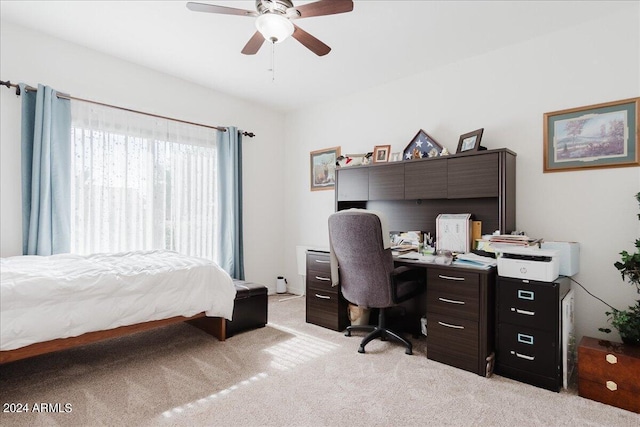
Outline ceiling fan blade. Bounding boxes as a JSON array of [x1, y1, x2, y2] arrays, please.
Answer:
[[292, 24, 331, 56], [241, 31, 266, 55], [186, 2, 257, 17], [289, 0, 353, 19]]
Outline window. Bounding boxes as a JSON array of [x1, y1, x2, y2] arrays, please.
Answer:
[[70, 101, 219, 260]]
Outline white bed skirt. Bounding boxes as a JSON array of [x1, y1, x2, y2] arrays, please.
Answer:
[[0, 250, 236, 351]]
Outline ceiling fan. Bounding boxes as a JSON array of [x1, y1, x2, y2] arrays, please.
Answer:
[[186, 0, 354, 56]]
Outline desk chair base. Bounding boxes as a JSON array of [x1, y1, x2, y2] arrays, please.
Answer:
[[345, 309, 413, 355]]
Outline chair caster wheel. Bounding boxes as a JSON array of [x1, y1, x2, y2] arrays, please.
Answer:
[[405, 348, 412, 355], [345, 330, 351, 337], [358, 346, 365, 354]]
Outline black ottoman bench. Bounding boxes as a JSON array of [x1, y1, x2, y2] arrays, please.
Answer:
[[227, 280, 268, 337]]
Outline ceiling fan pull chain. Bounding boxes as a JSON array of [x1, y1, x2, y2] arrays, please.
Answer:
[[271, 41, 276, 82]]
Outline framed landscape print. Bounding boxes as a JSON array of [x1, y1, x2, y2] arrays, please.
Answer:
[[543, 97, 639, 172], [310, 146, 340, 191]]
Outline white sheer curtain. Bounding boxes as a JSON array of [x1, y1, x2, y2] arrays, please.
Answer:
[[70, 101, 218, 260]]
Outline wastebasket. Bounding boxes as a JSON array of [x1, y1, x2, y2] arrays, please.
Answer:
[[348, 303, 370, 326]]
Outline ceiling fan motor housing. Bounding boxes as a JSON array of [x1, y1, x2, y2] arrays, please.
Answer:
[[256, 0, 298, 16]]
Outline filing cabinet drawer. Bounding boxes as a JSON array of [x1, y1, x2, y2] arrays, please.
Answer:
[[427, 268, 479, 320], [496, 323, 557, 377], [496, 278, 557, 330], [426, 312, 479, 374]]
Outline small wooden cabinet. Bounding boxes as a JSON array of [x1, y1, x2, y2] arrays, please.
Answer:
[[578, 337, 640, 413], [495, 276, 570, 392], [305, 250, 348, 331], [425, 266, 495, 376]]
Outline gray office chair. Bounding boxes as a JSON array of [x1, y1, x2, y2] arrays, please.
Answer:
[[328, 210, 425, 355]]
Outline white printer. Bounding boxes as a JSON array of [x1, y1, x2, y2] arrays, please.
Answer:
[[495, 246, 560, 282]]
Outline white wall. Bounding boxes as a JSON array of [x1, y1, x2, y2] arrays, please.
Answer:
[[0, 21, 287, 292], [283, 5, 640, 343]]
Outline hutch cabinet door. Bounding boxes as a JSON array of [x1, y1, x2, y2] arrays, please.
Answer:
[[404, 158, 448, 200], [448, 153, 500, 199], [336, 167, 369, 201], [368, 164, 404, 200]]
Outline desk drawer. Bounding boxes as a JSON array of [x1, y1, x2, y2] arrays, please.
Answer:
[[496, 323, 557, 377], [427, 269, 479, 320], [307, 251, 331, 272], [306, 286, 345, 331], [307, 271, 333, 291], [426, 312, 478, 374], [496, 278, 557, 330]]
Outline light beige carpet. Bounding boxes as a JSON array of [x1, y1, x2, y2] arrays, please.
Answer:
[[1, 294, 638, 427]]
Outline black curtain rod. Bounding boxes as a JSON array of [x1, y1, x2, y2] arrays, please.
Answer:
[[0, 80, 255, 138]]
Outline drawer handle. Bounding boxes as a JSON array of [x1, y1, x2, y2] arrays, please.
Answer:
[[517, 290, 535, 300], [606, 381, 618, 391], [511, 351, 535, 361], [511, 308, 535, 316], [438, 274, 465, 281], [315, 259, 330, 264], [314, 294, 331, 300], [315, 276, 331, 281], [606, 354, 617, 364], [517, 333, 534, 345], [438, 297, 465, 305], [438, 321, 464, 329]]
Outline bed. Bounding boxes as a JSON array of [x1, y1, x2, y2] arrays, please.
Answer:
[[0, 250, 237, 364]]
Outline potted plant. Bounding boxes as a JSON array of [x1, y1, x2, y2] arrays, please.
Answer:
[[599, 192, 640, 346]]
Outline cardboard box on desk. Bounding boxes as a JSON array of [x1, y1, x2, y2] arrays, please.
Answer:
[[436, 213, 472, 253]]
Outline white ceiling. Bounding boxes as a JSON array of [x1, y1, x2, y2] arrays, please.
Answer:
[[0, 1, 633, 112]]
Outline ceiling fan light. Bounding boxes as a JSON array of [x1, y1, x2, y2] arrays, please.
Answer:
[[255, 13, 294, 43]]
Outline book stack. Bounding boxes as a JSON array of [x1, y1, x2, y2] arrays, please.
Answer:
[[489, 234, 543, 248]]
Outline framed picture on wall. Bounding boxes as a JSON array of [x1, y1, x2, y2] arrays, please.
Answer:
[[543, 97, 640, 172], [310, 146, 341, 191], [373, 145, 391, 163], [456, 128, 484, 153]]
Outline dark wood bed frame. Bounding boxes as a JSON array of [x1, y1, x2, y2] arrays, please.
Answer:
[[0, 313, 225, 365]]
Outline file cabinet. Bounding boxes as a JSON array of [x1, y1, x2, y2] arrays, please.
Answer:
[[425, 266, 496, 376], [495, 276, 570, 391], [305, 250, 348, 331]]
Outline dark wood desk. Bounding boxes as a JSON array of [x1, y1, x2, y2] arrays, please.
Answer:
[[308, 149, 515, 376], [305, 249, 496, 377]]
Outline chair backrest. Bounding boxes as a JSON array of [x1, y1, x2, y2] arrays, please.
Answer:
[[328, 210, 394, 308]]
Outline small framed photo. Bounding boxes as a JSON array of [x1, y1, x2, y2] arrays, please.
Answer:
[[543, 97, 639, 172], [310, 146, 340, 191], [456, 128, 484, 153], [403, 129, 443, 160], [373, 145, 391, 163]]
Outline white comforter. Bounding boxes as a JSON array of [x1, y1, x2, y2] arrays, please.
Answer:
[[0, 250, 236, 351]]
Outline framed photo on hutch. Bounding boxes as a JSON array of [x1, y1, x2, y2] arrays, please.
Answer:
[[373, 145, 391, 163], [543, 97, 639, 172], [310, 146, 341, 191], [456, 128, 484, 153]]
